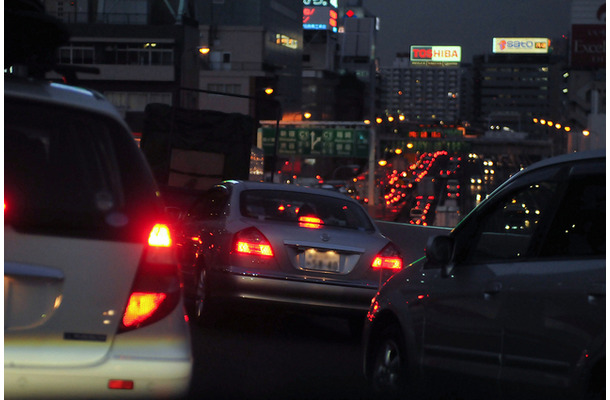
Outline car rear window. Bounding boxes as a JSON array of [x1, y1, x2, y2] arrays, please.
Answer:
[[4, 98, 162, 241], [240, 189, 375, 231]]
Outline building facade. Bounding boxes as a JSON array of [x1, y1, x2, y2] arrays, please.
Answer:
[[565, 0, 606, 152], [194, 0, 304, 119], [472, 53, 565, 136], [44, 0, 304, 129], [380, 55, 464, 124]]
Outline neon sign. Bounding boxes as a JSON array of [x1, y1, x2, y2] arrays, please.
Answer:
[[303, 6, 338, 32]]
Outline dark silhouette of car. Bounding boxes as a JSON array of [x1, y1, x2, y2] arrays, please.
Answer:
[[363, 149, 605, 400]]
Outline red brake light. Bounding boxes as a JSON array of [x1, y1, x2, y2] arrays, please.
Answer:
[[119, 223, 181, 333], [299, 216, 323, 229], [372, 243, 403, 271], [234, 227, 274, 257], [108, 380, 134, 390], [148, 223, 172, 247], [122, 292, 167, 328]]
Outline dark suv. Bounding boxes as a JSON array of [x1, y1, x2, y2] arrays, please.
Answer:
[[363, 149, 605, 400]]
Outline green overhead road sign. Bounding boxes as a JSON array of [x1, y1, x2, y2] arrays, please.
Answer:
[[262, 127, 370, 158]]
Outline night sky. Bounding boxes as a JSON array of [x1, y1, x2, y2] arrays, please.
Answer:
[[362, 0, 573, 66]]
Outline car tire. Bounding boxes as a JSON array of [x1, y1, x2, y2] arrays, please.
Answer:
[[193, 267, 215, 326], [370, 324, 410, 400]]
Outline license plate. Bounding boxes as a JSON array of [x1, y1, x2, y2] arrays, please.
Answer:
[[301, 249, 341, 272]]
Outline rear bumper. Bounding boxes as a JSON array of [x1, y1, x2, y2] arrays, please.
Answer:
[[4, 357, 192, 399], [208, 266, 380, 314], [5, 305, 193, 399]]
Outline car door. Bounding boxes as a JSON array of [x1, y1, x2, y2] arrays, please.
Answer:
[[422, 166, 561, 400], [499, 160, 606, 400]]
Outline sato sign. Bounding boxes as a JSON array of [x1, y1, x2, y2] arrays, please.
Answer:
[[410, 46, 461, 66], [493, 38, 550, 54]]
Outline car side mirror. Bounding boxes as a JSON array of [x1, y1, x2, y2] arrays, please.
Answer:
[[425, 235, 454, 278]]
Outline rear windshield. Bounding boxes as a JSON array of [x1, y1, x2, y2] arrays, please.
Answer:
[[4, 97, 162, 241], [240, 189, 375, 231]]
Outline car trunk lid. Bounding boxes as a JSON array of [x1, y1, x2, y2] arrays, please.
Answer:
[[4, 227, 142, 368]]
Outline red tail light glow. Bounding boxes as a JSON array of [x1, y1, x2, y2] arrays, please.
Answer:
[[372, 243, 403, 270], [119, 223, 181, 333], [108, 380, 134, 390], [148, 223, 172, 247], [299, 216, 323, 229], [234, 227, 274, 257], [122, 292, 167, 328]]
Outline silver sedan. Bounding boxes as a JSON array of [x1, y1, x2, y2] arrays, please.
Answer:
[[177, 180, 404, 330]]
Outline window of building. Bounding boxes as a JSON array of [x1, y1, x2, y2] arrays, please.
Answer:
[[59, 46, 95, 64], [104, 92, 172, 112], [273, 33, 299, 49], [58, 42, 174, 66], [207, 84, 242, 96]]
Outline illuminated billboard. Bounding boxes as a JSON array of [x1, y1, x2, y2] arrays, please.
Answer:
[[410, 46, 461, 66], [303, 0, 338, 6], [571, 25, 605, 68], [303, 0, 338, 32], [492, 38, 550, 54]]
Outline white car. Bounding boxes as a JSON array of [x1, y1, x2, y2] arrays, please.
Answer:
[[4, 77, 193, 398]]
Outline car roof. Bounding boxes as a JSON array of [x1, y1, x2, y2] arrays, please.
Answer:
[[5, 76, 126, 123], [522, 149, 604, 172], [502, 149, 605, 184], [221, 180, 358, 200]]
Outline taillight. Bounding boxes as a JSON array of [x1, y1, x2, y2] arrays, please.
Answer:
[[299, 216, 323, 229], [233, 227, 274, 257], [119, 223, 181, 333], [148, 223, 172, 247], [372, 242, 403, 271]]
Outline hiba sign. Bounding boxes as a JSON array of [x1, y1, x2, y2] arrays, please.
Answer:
[[492, 38, 550, 54], [410, 46, 461, 67]]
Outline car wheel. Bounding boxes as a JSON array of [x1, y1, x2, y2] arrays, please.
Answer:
[[370, 325, 409, 400], [193, 268, 213, 325]]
